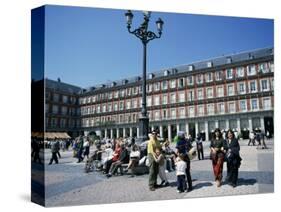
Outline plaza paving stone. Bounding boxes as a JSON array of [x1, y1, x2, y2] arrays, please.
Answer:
[[33, 139, 274, 207]]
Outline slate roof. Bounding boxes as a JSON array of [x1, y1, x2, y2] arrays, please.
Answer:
[[45, 78, 82, 94]]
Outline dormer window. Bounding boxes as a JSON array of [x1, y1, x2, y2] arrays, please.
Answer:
[[226, 57, 232, 64], [164, 70, 170, 76], [122, 79, 128, 85], [188, 65, 194, 71], [207, 61, 213, 68], [172, 68, 178, 74], [149, 73, 155, 79], [111, 82, 116, 87]]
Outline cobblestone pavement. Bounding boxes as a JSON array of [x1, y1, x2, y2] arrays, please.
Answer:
[[35, 139, 274, 207]]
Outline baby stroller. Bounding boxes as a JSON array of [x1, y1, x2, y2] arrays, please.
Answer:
[[84, 146, 103, 173]]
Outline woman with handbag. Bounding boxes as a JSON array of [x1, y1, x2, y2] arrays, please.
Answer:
[[224, 129, 242, 187], [210, 128, 225, 187]]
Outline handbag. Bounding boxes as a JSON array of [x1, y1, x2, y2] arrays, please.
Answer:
[[188, 147, 197, 160]]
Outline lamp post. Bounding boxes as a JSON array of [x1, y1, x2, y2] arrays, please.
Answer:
[[125, 10, 164, 141]]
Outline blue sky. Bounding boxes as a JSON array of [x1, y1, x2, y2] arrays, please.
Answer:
[[44, 5, 273, 88]]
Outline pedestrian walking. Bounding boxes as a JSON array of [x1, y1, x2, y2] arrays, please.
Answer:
[[224, 129, 242, 188], [49, 140, 59, 165], [196, 133, 204, 160], [32, 137, 42, 164], [83, 137, 90, 159], [77, 137, 84, 163], [147, 130, 161, 191], [248, 131, 256, 146], [210, 128, 225, 187]]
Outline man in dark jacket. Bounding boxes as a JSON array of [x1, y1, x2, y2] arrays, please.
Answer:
[[106, 144, 129, 178], [196, 133, 204, 160]]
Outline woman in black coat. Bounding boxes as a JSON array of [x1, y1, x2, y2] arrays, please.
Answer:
[[224, 129, 242, 187]]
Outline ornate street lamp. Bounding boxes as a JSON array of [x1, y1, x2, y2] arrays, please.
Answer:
[[125, 10, 164, 141]]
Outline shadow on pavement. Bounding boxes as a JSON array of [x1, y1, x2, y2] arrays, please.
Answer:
[[237, 178, 257, 186], [193, 182, 213, 189]]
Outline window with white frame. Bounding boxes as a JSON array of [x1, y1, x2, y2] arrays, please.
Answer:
[[227, 84, 234, 96], [170, 93, 176, 104], [154, 95, 160, 106], [238, 82, 246, 94], [120, 89, 125, 97], [237, 67, 245, 77], [197, 89, 203, 100], [147, 84, 153, 93], [207, 87, 213, 98], [162, 81, 168, 90], [108, 103, 112, 112], [62, 106, 67, 115], [53, 94, 59, 102], [251, 99, 259, 111], [114, 103, 118, 111], [170, 79, 176, 89], [188, 90, 194, 101], [198, 105, 204, 116], [249, 81, 257, 93], [162, 109, 167, 119], [62, 95, 68, 103], [226, 68, 233, 79], [205, 72, 213, 82], [154, 111, 160, 120], [178, 78, 185, 88], [91, 106, 95, 114], [187, 76, 193, 85], [114, 91, 119, 98], [197, 74, 203, 84], [263, 97, 271, 110], [87, 97, 91, 103], [217, 86, 224, 97], [154, 82, 160, 91], [92, 96, 96, 103], [247, 64, 256, 76], [188, 106, 195, 117], [60, 118, 66, 128], [45, 104, 49, 113], [52, 105, 58, 114], [171, 108, 176, 119], [271, 78, 274, 90], [96, 105, 101, 113], [260, 79, 269, 91], [259, 63, 269, 73], [126, 101, 131, 109], [179, 92, 185, 102], [217, 102, 225, 114], [207, 104, 214, 115], [119, 101, 124, 110], [108, 92, 113, 99], [102, 104, 107, 113], [126, 88, 131, 96], [179, 107, 185, 118], [162, 94, 168, 104], [133, 87, 138, 95], [133, 99, 138, 108], [269, 61, 274, 72], [147, 96, 152, 106], [228, 102, 235, 113], [215, 71, 223, 81]]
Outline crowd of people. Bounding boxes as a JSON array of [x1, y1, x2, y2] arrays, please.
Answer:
[[31, 127, 273, 194]]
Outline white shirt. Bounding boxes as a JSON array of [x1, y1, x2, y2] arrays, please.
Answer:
[[176, 160, 187, 176]]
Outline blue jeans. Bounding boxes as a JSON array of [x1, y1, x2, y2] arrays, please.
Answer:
[[177, 175, 187, 192]]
